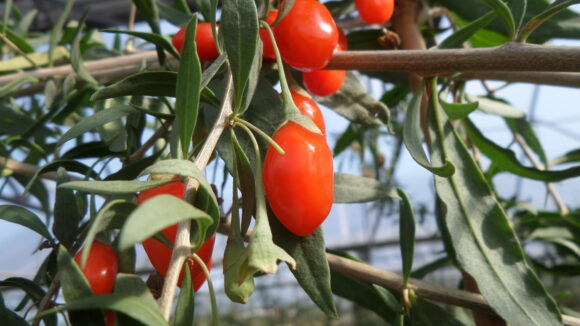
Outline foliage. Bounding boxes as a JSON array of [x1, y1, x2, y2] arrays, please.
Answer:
[[0, 0, 579, 325]]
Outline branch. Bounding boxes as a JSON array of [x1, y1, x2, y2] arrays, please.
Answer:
[[158, 73, 234, 320], [0, 157, 81, 181], [325, 43, 580, 73]]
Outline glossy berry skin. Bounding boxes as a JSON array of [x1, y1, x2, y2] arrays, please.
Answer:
[[355, 0, 395, 25], [259, 10, 278, 59], [274, 0, 338, 71], [285, 90, 326, 134], [263, 123, 334, 236], [137, 181, 216, 292], [172, 22, 219, 61], [337, 27, 348, 51], [74, 241, 119, 296], [303, 68, 346, 97]]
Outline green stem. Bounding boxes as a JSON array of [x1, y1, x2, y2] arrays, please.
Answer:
[[259, 21, 300, 117], [191, 253, 219, 326], [234, 118, 285, 155], [230, 132, 242, 238]]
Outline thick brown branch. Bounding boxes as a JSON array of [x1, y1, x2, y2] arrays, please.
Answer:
[[325, 43, 580, 73]]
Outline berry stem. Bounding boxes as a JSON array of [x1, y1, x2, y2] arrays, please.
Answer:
[[234, 118, 285, 155]]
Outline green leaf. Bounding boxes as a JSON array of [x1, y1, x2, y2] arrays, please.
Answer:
[[397, 188, 415, 286], [467, 95, 525, 118], [174, 267, 195, 326], [0, 22, 34, 54], [270, 216, 338, 318], [0, 205, 52, 240], [440, 99, 479, 120], [114, 273, 159, 306], [57, 245, 105, 325], [118, 194, 213, 250], [53, 168, 82, 248], [315, 72, 390, 126], [0, 76, 38, 98], [429, 94, 562, 326], [333, 123, 358, 157], [80, 200, 136, 267], [271, 0, 296, 26], [327, 250, 400, 323], [0, 47, 69, 72], [517, 0, 580, 41], [403, 87, 455, 177], [174, 15, 202, 157], [48, 0, 75, 66], [550, 148, 580, 166], [25, 160, 99, 194], [464, 118, 580, 181], [132, 0, 165, 64], [411, 256, 452, 279], [231, 135, 255, 235], [40, 293, 167, 326], [505, 117, 547, 166], [61, 141, 116, 160], [1, 277, 57, 326], [71, 10, 98, 86], [478, 0, 516, 37], [59, 179, 178, 195], [103, 30, 180, 59], [91, 72, 177, 100], [58, 104, 136, 146], [222, 0, 259, 110], [333, 173, 398, 203], [105, 151, 163, 181], [438, 11, 497, 48], [239, 40, 263, 115], [158, 1, 190, 26], [0, 293, 30, 326]]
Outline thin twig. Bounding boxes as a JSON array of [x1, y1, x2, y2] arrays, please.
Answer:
[[0, 32, 39, 68], [158, 73, 234, 320], [513, 133, 569, 214]]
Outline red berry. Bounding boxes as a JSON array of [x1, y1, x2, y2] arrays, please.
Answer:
[[337, 26, 348, 51], [355, 0, 395, 25], [137, 181, 215, 292], [274, 0, 338, 71], [284, 90, 326, 134], [172, 22, 219, 61], [303, 69, 346, 97], [263, 122, 334, 236], [74, 241, 119, 296]]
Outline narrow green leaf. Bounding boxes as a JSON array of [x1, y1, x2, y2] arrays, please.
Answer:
[[333, 173, 398, 203], [270, 215, 338, 318], [0, 76, 38, 98], [550, 148, 580, 167], [271, 0, 296, 26], [231, 135, 255, 235], [397, 188, 415, 286], [174, 267, 195, 326], [0, 22, 34, 54], [403, 87, 455, 177], [25, 160, 99, 194], [440, 99, 479, 120], [91, 72, 177, 101], [505, 117, 547, 166], [80, 200, 136, 267], [429, 95, 562, 326], [465, 118, 580, 181], [517, 0, 580, 41], [510, 0, 528, 31], [158, 1, 190, 26], [333, 123, 357, 157], [315, 72, 390, 126], [479, 0, 516, 38], [71, 10, 98, 86], [0, 293, 30, 326], [58, 104, 136, 146], [118, 194, 213, 250], [438, 11, 497, 49], [48, 0, 75, 66], [222, 0, 259, 110], [53, 168, 81, 248], [467, 95, 525, 118], [132, 0, 165, 64], [56, 245, 105, 325], [105, 151, 163, 181], [174, 15, 202, 157], [59, 179, 178, 195], [103, 30, 180, 59], [201, 52, 227, 89], [114, 274, 158, 306], [61, 141, 116, 160], [411, 256, 452, 279], [39, 294, 168, 326], [0, 205, 52, 240], [239, 40, 263, 114]]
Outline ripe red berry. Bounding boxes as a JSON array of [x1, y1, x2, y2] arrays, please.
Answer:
[[137, 181, 215, 292], [274, 0, 338, 71], [355, 0, 395, 25], [263, 122, 334, 236], [303, 68, 346, 97], [74, 241, 119, 296], [337, 26, 348, 51], [259, 10, 279, 59], [172, 22, 219, 61], [284, 90, 326, 134]]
